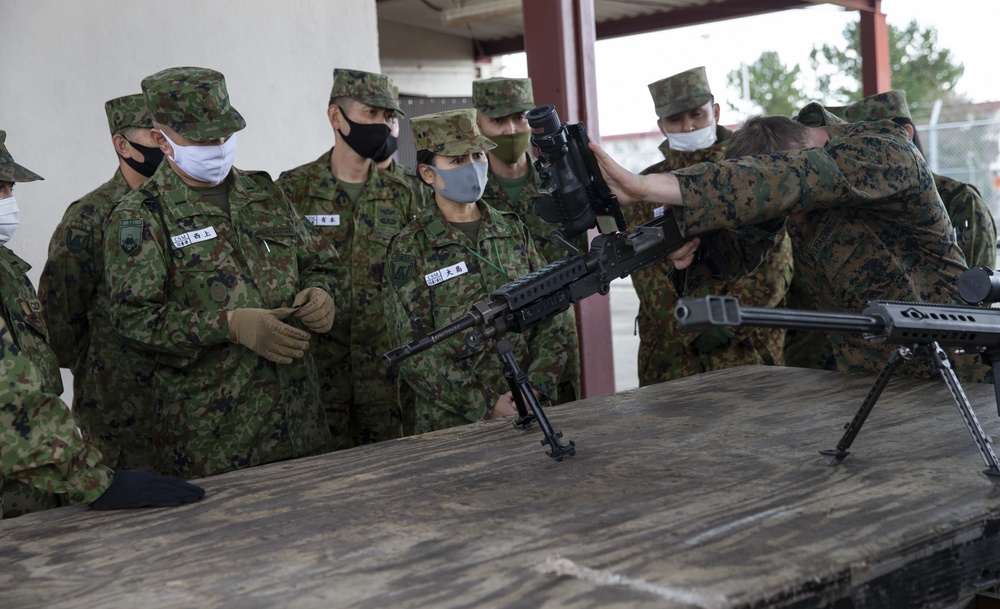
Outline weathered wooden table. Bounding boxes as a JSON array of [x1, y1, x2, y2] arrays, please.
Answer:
[[4, 366, 1000, 609]]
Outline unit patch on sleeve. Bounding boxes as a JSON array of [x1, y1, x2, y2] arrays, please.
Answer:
[[119, 218, 143, 255]]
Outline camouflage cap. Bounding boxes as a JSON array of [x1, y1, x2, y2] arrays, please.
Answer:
[[648, 66, 713, 119], [843, 90, 911, 122], [105, 93, 154, 135], [411, 108, 497, 156], [0, 130, 44, 183], [329, 69, 404, 116], [472, 77, 534, 118], [141, 66, 246, 141]]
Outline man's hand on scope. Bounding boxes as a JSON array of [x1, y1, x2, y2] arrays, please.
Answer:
[[588, 141, 684, 208]]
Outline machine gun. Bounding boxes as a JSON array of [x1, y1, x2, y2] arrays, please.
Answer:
[[674, 270, 1000, 480], [383, 105, 728, 461]]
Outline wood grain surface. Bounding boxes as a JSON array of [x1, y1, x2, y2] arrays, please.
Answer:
[[3, 366, 1000, 609]]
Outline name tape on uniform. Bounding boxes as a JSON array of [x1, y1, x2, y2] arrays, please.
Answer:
[[425, 261, 468, 286], [171, 226, 218, 249], [306, 215, 341, 226]]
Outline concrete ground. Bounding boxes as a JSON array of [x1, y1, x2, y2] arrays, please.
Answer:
[[609, 277, 640, 393]]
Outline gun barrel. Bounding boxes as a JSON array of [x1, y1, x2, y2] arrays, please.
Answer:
[[675, 295, 884, 334], [383, 312, 479, 368]]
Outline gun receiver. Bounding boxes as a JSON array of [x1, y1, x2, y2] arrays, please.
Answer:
[[382, 209, 724, 461], [675, 294, 1000, 480]]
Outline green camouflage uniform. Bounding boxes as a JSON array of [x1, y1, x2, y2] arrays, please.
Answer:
[[103, 67, 336, 479], [623, 68, 792, 386], [39, 94, 158, 470], [843, 90, 997, 269], [675, 106, 987, 382], [0, 131, 113, 518], [384, 109, 572, 432], [473, 77, 582, 403], [277, 69, 420, 448]]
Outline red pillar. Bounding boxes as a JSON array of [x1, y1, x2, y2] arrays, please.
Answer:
[[859, 0, 891, 95], [522, 0, 616, 398]]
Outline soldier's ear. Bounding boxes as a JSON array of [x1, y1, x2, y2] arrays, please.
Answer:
[[656, 118, 669, 138], [150, 129, 174, 158], [328, 104, 342, 131], [111, 134, 131, 158], [712, 103, 721, 125], [417, 163, 436, 187]]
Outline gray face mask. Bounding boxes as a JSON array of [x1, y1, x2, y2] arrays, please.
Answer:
[[427, 161, 489, 204]]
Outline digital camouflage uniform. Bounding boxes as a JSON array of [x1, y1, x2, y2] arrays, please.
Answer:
[[843, 90, 997, 269], [384, 109, 572, 432], [0, 131, 113, 518], [39, 94, 158, 470], [104, 67, 336, 479], [674, 106, 988, 383], [277, 69, 420, 448], [473, 77, 582, 403], [623, 68, 792, 386]]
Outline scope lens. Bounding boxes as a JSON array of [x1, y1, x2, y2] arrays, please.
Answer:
[[527, 104, 561, 134]]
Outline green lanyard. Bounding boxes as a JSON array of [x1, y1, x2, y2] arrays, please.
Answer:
[[464, 239, 509, 281]]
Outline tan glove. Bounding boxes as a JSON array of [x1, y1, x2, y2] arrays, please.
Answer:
[[292, 287, 335, 333], [227, 307, 311, 364]]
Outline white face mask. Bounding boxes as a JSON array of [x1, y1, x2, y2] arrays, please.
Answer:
[[666, 120, 718, 152], [159, 130, 238, 185], [0, 196, 20, 245]]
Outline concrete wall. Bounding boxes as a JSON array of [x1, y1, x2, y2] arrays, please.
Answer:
[[378, 20, 504, 97], [1, 0, 380, 286]]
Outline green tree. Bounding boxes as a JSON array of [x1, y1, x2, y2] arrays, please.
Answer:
[[809, 19, 964, 121], [726, 51, 807, 116]]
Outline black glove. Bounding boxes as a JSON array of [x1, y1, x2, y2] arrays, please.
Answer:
[[690, 326, 736, 354], [90, 470, 206, 510]]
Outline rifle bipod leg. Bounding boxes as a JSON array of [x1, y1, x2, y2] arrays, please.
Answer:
[[926, 343, 1000, 480], [495, 337, 575, 461], [820, 347, 909, 465]]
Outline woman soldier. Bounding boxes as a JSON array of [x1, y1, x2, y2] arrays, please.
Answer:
[[383, 108, 574, 433]]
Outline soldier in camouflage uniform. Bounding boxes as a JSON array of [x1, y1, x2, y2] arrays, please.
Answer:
[[384, 109, 573, 432], [375, 86, 432, 210], [622, 67, 793, 385], [1, 130, 203, 517], [592, 108, 989, 383], [38, 94, 163, 470], [278, 69, 421, 448], [843, 90, 996, 269], [104, 67, 338, 479], [472, 77, 582, 403]]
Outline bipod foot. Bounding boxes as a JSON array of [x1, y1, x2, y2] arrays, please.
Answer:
[[513, 413, 536, 430], [983, 466, 1000, 482], [541, 432, 575, 462], [819, 448, 849, 466]]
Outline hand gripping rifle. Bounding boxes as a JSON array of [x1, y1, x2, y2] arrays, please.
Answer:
[[383, 105, 728, 461], [674, 267, 1000, 480]]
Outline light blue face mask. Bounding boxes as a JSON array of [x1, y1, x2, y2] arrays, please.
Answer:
[[427, 160, 489, 204]]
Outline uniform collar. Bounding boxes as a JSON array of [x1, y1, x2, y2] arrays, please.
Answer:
[[418, 200, 519, 248]]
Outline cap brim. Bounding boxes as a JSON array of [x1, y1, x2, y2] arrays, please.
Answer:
[[174, 107, 247, 141], [0, 162, 43, 183], [656, 94, 713, 119], [433, 135, 497, 156], [478, 102, 534, 119]]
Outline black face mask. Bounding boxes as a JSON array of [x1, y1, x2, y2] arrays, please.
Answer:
[[371, 135, 399, 163], [121, 140, 165, 178], [337, 106, 392, 160]]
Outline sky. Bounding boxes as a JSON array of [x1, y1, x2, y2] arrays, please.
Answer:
[[501, 0, 996, 135]]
